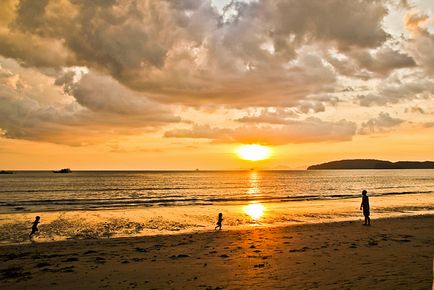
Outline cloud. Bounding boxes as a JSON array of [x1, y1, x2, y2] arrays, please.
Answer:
[[0, 58, 180, 145], [0, 0, 433, 148], [165, 118, 357, 145], [357, 72, 434, 106], [405, 105, 425, 114], [351, 47, 415, 75], [0, 0, 392, 107], [359, 112, 404, 134], [405, 12, 434, 74], [236, 108, 298, 124], [67, 72, 180, 122]]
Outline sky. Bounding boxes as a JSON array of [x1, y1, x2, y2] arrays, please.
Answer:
[[0, 0, 434, 170]]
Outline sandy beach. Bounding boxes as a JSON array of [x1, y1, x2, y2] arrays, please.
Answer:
[[1, 215, 432, 289]]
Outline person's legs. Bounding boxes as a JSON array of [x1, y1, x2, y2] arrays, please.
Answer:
[[363, 209, 370, 225]]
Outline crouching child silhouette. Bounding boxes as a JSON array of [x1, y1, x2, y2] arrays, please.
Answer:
[[29, 216, 40, 238], [215, 213, 223, 230], [360, 190, 371, 225]]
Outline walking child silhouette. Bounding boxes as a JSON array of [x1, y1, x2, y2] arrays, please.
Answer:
[[215, 213, 223, 230], [29, 216, 40, 238]]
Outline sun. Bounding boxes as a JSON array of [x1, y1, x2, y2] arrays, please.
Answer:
[[236, 144, 271, 161]]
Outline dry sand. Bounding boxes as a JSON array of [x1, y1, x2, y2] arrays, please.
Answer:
[[1, 215, 433, 289]]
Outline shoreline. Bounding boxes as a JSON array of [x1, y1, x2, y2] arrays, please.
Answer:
[[1, 214, 433, 289], [1, 193, 433, 245]]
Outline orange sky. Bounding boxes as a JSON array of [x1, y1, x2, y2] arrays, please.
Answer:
[[1, 0, 434, 170]]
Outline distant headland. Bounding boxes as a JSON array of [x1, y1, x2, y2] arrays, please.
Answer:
[[307, 159, 434, 170]]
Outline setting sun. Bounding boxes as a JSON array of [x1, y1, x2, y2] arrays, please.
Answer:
[[236, 144, 272, 161]]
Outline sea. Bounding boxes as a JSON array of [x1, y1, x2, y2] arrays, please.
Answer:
[[0, 170, 433, 244]]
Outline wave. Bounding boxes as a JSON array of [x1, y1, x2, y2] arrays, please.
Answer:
[[0, 184, 277, 194], [1, 190, 432, 210]]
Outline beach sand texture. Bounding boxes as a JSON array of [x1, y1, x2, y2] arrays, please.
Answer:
[[1, 215, 433, 289]]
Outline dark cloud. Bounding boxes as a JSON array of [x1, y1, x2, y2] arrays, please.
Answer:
[[324, 46, 416, 80], [0, 0, 392, 107], [68, 73, 180, 122]]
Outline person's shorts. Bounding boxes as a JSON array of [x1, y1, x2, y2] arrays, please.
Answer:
[[363, 210, 370, 217]]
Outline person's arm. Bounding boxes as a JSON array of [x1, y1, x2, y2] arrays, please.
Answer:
[[360, 198, 363, 210]]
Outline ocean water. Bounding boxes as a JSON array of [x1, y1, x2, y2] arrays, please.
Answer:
[[1, 170, 433, 212], [0, 170, 433, 243]]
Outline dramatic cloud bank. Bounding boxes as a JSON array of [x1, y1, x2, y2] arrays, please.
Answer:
[[0, 0, 433, 146]]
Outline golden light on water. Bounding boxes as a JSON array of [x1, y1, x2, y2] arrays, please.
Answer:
[[244, 203, 265, 220], [247, 171, 260, 195], [236, 144, 272, 161]]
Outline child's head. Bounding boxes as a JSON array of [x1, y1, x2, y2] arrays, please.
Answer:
[[35, 216, 40, 220], [362, 190, 367, 196], [218, 212, 222, 217]]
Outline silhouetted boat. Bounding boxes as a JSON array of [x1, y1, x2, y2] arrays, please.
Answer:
[[0, 170, 13, 174], [53, 168, 72, 173]]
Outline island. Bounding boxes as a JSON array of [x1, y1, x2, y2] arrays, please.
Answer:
[[0, 170, 13, 174], [307, 159, 434, 170]]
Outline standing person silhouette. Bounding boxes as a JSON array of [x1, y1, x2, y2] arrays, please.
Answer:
[[29, 216, 40, 238], [360, 190, 371, 225]]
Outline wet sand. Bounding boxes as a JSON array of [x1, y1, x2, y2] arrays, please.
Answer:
[[2, 193, 433, 244], [1, 215, 433, 289]]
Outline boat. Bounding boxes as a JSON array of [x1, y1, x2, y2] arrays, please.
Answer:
[[0, 170, 13, 174], [53, 168, 72, 173]]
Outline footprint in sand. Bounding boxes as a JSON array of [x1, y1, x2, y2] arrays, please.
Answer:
[[83, 250, 97, 255], [368, 240, 378, 246], [35, 262, 51, 268], [170, 254, 190, 259], [95, 257, 106, 264], [62, 257, 79, 262]]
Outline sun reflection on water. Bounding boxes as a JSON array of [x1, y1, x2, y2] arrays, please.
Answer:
[[244, 203, 265, 220], [247, 171, 260, 196]]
